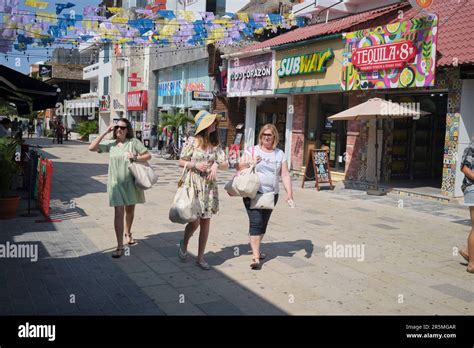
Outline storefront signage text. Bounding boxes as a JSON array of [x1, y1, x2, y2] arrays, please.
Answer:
[[158, 80, 182, 97], [278, 49, 334, 77], [184, 82, 205, 92], [192, 91, 214, 101], [128, 90, 148, 111], [158, 81, 206, 96], [230, 66, 272, 81], [341, 15, 438, 91], [352, 41, 416, 71], [128, 73, 142, 87], [227, 53, 273, 94]]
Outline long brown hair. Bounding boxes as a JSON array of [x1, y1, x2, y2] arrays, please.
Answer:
[[195, 122, 220, 149], [113, 118, 134, 140]]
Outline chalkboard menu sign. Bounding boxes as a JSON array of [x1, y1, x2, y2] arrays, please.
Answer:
[[301, 149, 334, 190]]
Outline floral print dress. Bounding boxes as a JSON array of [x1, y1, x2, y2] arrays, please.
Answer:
[[180, 137, 226, 219]]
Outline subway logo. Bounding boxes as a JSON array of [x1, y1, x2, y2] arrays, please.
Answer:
[[277, 49, 334, 77]]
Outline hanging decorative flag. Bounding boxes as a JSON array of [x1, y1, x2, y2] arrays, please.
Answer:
[[157, 10, 175, 20], [55, 2, 75, 15], [24, 0, 48, 9]]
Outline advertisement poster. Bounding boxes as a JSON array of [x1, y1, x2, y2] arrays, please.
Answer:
[[341, 15, 438, 91]]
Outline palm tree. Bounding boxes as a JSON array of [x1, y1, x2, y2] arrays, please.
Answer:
[[159, 112, 195, 158]]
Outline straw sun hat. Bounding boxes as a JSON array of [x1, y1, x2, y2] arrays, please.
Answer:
[[194, 110, 220, 135]]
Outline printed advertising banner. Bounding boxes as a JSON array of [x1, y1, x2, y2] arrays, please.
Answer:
[[341, 15, 438, 91], [228, 53, 273, 95]]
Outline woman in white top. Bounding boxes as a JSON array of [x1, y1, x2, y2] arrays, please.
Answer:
[[238, 124, 294, 269]]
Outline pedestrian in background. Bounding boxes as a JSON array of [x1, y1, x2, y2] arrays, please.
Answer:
[[89, 118, 152, 258], [0, 118, 11, 137], [238, 124, 294, 270], [177, 110, 228, 270], [36, 120, 42, 139], [56, 122, 65, 144], [27, 121, 34, 138], [459, 141, 474, 274]]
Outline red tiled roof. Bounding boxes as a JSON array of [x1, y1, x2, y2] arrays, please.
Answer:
[[242, 2, 409, 52], [404, 0, 474, 66], [243, 1, 474, 67]]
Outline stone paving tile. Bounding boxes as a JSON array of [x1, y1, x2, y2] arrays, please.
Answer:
[[158, 301, 205, 315], [196, 299, 244, 315], [142, 284, 180, 304], [126, 271, 167, 287], [430, 284, 474, 302], [3, 138, 472, 315], [369, 223, 399, 230]]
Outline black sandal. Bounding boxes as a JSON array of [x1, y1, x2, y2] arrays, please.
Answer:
[[250, 258, 261, 270], [125, 233, 138, 246], [112, 248, 124, 258]]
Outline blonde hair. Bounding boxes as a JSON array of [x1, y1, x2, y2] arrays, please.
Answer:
[[258, 124, 279, 150]]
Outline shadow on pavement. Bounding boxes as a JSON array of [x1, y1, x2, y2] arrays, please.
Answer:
[[0, 217, 293, 316]]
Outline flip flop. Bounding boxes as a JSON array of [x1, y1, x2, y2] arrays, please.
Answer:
[[196, 260, 210, 270], [178, 240, 187, 262], [125, 234, 138, 246], [112, 248, 124, 258], [250, 258, 261, 270]]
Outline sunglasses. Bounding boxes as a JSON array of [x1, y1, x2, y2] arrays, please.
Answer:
[[262, 133, 274, 137], [114, 126, 127, 130]]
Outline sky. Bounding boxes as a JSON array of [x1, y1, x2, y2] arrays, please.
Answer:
[[0, 0, 252, 74]]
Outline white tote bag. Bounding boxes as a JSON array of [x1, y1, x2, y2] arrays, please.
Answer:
[[225, 146, 260, 198], [129, 162, 158, 190], [249, 192, 275, 210], [169, 164, 201, 224], [127, 141, 158, 190]]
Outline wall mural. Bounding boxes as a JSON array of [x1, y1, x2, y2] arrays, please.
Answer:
[[437, 68, 463, 196], [341, 15, 438, 91]]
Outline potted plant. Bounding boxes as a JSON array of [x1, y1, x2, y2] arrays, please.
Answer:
[[0, 137, 21, 219]]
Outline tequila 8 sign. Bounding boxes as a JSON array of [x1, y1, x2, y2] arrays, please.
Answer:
[[342, 15, 438, 91]]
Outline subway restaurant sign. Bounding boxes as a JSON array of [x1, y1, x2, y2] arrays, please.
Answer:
[[342, 15, 438, 91], [275, 39, 343, 94], [277, 49, 334, 77]]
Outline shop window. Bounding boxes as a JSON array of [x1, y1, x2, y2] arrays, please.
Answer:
[[103, 44, 110, 63], [103, 76, 109, 96]]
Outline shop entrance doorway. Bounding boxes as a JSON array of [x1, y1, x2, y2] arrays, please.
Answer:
[[255, 98, 287, 150], [388, 94, 447, 187]]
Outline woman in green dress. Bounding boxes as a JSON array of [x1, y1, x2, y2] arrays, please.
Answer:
[[89, 118, 151, 258], [177, 110, 228, 270]]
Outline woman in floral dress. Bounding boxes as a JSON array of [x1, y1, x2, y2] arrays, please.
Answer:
[[177, 110, 228, 270]]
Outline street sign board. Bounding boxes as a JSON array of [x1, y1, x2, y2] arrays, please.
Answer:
[[192, 91, 214, 101]]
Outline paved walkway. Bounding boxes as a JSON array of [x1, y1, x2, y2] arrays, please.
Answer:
[[0, 138, 473, 315]]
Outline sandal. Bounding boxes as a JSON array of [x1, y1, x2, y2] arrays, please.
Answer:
[[250, 258, 261, 270], [196, 260, 210, 270], [459, 249, 469, 262], [178, 240, 188, 262], [125, 233, 138, 246], [112, 248, 124, 258]]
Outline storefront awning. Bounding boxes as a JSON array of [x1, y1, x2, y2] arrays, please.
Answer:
[[0, 64, 60, 115]]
